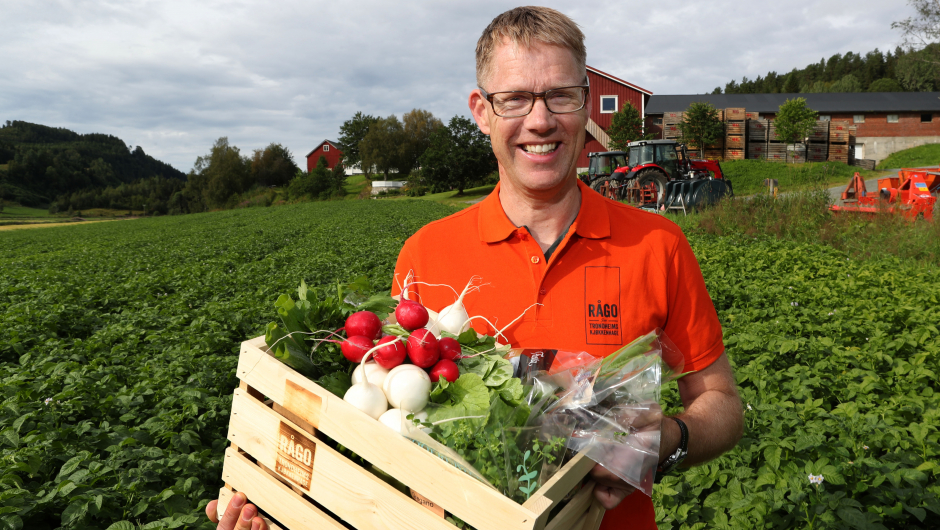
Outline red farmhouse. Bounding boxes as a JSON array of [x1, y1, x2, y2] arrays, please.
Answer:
[[306, 140, 343, 172], [577, 65, 653, 170]]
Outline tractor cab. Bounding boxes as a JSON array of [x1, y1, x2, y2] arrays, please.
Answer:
[[586, 151, 628, 185], [626, 140, 684, 181]]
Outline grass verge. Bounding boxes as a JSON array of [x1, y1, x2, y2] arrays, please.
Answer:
[[720, 159, 883, 196], [875, 143, 940, 170]]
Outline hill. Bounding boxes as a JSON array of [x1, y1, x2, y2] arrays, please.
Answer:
[[0, 120, 186, 206], [714, 46, 935, 94]]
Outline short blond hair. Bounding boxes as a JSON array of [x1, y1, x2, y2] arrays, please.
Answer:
[[475, 6, 586, 88]]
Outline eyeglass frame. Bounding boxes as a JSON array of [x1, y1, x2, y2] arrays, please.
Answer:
[[478, 78, 591, 118]]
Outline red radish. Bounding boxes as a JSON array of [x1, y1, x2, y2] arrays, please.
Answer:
[[374, 335, 407, 369], [407, 329, 440, 368], [395, 300, 429, 331], [341, 335, 374, 363], [438, 337, 463, 361], [429, 359, 459, 383], [346, 311, 382, 340]]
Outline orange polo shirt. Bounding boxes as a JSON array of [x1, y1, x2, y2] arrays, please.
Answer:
[[392, 179, 724, 529]]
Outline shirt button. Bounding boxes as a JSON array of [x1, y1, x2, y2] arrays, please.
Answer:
[[531, 256, 540, 264], [539, 288, 546, 295]]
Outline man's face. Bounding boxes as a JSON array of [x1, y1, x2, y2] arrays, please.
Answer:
[[469, 41, 589, 196]]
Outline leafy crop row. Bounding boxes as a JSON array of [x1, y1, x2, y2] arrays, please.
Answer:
[[1, 200, 937, 529]]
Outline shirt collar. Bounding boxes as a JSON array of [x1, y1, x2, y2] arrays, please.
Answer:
[[478, 179, 611, 243]]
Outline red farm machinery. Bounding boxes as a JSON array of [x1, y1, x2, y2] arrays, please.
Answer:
[[830, 168, 939, 220], [583, 139, 733, 212]]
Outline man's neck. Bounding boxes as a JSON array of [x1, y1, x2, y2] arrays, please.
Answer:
[[498, 176, 581, 253]]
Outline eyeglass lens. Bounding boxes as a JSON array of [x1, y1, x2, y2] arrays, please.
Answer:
[[491, 87, 585, 117]]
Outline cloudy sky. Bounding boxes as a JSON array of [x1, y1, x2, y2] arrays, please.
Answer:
[[0, 0, 914, 172]]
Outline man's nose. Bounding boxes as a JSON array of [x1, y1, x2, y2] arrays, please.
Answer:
[[524, 96, 556, 131]]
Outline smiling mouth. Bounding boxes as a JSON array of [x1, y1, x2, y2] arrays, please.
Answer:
[[521, 142, 558, 154]]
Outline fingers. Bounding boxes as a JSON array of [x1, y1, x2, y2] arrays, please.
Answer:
[[216, 492, 246, 530], [592, 482, 635, 510], [234, 503, 257, 530], [206, 499, 219, 523], [589, 462, 621, 487]]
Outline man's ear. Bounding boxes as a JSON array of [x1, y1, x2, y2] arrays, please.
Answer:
[[468, 89, 492, 135]]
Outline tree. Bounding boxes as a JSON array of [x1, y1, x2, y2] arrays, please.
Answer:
[[419, 116, 496, 195], [829, 74, 863, 92], [868, 78, 904, 91], [287, 156, 331, 200], [400, 109, 443, 175], [607, 102, 651, 151], [251, 143, 298, 187], [782, 73, 800, 93], [896, 47, 940, 90], [774, 98, 818, 155], [893, 0, 940, 61], [190, 137, 253, 209], [677, 102, 723, 158], [359, 115, 404, 179], [337, 112, 379, 169]]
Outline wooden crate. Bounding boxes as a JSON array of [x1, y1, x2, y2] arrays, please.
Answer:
[[725, 122, 746, 136], [807, 121, 830, 143], [725, 135, 745, 149], [745, 111, 760, 120], [748, 119, 768, 140], [830, 121, 852, 132], [724, 147, 745, 160], [218, 336, 606, 530], [704, 149, 723, 160], [663, 111, 684, 124], [829, 144, 849, 156], [747, 142, 767, 159], [663, 124, 682, 139], [807, 144, 828, 162], [830, 131, 849, 143], [725, 108, 746, 121], [768, 124, 780, 142]]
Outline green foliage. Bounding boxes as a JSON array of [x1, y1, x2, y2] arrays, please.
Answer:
[[0, 121, 185, 207], [719, 159, 864, 195], [337, 112, 379, 170], [418, 116, 496, 194], [775, 98, 818, 147], [678, 102, 724, 157], [360, 115, 405, 179], [876, 142, 940, 169], [783, 73, 800, 93], [250, 143, 298, 188], [607, 102, 651, 151], [868, 78, 904, 92], [654, 233, 940, 529], [287, 156, 340, 201], [50, 176, 186, 215], [400, 109, 443, 176], [0, 199, 455, 529], [896, 48, 940, 91]]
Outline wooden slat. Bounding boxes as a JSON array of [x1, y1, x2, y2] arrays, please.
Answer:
[[581, 499, 606, 530], [222, 449, 347, 530], [585, 119, 611, 151], [543, 483, 596, 530], [218, 487, 285, 530], [237, 338, 543, 530], [228, 388, 459, 530], [524, 453, 597, 514]]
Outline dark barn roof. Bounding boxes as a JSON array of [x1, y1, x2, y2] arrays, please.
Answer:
[[646, 93, 940, 114]]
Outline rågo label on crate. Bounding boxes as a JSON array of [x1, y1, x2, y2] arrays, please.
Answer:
[[275, 421, 316, 489], [284, 379, 322, 428], [410, 490, 446, 518]]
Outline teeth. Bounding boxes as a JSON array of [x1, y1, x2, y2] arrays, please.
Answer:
[[524, 143, 557, 154]]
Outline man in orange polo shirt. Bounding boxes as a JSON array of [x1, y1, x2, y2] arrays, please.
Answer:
[[208, 6, 742, 530], [391, 7, 743, 529]]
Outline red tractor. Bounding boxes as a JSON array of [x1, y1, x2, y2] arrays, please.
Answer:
[[585, 140, 732, 211]]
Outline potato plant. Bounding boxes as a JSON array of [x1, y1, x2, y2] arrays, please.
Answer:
[[0, 201, 936, 530]]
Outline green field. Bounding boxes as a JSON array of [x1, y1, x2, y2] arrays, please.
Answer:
[[876, 143, 940, 170], [0, 200, 937, 529]]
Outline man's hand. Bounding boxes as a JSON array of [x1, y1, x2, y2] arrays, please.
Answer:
[[589, 463, 635, 509], [205, 492, 267, 530]]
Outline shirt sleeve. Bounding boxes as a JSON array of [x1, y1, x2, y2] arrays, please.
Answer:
[[662, 233, 725, 373]]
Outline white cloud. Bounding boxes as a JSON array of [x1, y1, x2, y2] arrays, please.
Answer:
[[0, 0, 916, 171]]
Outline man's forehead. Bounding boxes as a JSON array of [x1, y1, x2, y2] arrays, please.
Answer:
[[486, 40, 583, 90]]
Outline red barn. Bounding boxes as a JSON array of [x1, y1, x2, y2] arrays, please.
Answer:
[[306, 140, 343, 172], [577, 66, 653, 170]]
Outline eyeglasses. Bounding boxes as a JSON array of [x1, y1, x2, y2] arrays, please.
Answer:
[[479, 84, 590, 118]]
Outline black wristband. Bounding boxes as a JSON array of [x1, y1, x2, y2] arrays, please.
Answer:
[[656, 417, 689, 478]]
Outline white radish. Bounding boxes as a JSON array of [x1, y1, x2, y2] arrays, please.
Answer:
[[383, 364, 431, 412], [378, 408, 428, 433], [429, 276, 485, 337], [352, 362, 390, 389], [343, 337, 393, 419]]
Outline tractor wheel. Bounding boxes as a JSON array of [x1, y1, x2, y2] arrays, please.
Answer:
[[635, 169, 668, 206]]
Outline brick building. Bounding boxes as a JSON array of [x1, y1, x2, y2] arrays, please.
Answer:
[[305, 140, 343, 172], [645, 93, 940, 162]]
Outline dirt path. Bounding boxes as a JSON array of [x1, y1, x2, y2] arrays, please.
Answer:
[[0, 219, 120, 231]]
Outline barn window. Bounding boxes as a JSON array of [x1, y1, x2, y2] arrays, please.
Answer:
[[818, 115, 830, 121], [853, 115, 865, 123], [323, 144, 330, 151], [600, 95, 618, 113], [653, 117, 663, 125], [887, 114, 899, 123], [922, 114, 933, 122]]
